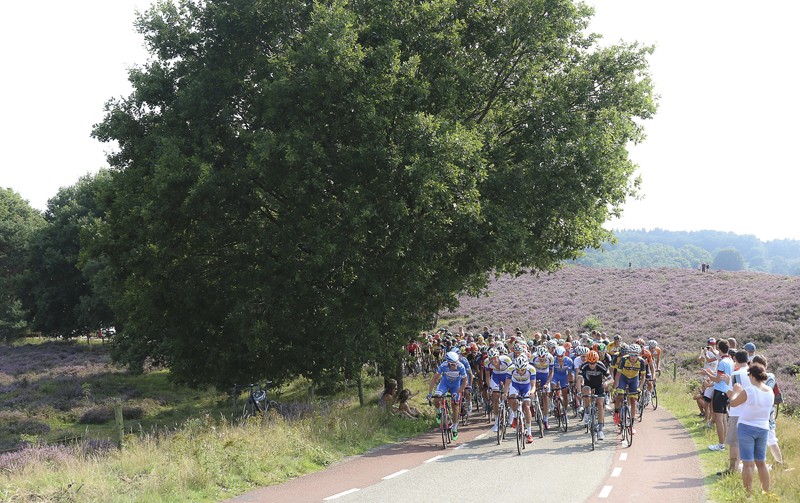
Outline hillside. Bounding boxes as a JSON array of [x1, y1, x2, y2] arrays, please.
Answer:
[[442, 265, 800, 404]]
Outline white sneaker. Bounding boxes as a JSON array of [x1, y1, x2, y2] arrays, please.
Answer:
[[708, 444, 725, 451], [598, 430, 605, 440]]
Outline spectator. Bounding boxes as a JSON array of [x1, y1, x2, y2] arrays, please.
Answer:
[[719, 351, 749, 476], [751, 355, 785, 468], [701, 339, 732, 451], [744, 342, 756, 362], [727, 337, 737, 357], [396, 389, 421, 419], [379, 379, 398, 410], [726, 362, 774, 495]]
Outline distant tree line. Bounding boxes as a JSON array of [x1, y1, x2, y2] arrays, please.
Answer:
[[575, 229, 800, 275]]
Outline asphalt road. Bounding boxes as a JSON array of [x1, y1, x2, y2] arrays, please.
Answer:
[[227, 403, 705, 503]]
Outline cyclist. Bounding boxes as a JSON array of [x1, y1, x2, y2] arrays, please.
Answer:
[[459, 346, 476, 409], [613, 344, 647, 432], [531, 345, 555, 430], [648, 339, 662, 375], [552, 346, 575, 418], [427, 351, 468, 439], [503, 355, 537, 443], [581, 350, 611, 440], [485, 347, 514, 432]]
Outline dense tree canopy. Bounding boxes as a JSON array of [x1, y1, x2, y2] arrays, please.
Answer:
[[0, 189, 45, 339], [23, 172, 115, 337], [91, 0, 656, 387]]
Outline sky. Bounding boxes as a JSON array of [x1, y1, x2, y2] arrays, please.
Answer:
[[2, 1, 799, 241]]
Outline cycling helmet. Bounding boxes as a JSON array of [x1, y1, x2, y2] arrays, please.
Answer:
[[527, 340, 535, 348], [499, 344, 509, 355], [628, 344, 641, 356], [555, 346, 566, 356], [536, 346, 548, 358], [579, 346, 590, 356], [635, 338, 646, 346], [613, 334, 621, 341], [619, 343, 630, 355], [513, 343, 524, 353], [596, 343, 606, 352], [487, 348, 499, 358], [586, 350, 599, 363], [468, 342, 478, 352], [514, 355, 529, 368], [446, 351, 460, 363], [545, 340, 557, 349], [554, 332, 562, 339], [648, 340, 658, 348], [563, 342, 572, 351]]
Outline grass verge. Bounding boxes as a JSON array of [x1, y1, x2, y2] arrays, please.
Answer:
[[658, 373, 796, 502], [0, 376, 435, 503]]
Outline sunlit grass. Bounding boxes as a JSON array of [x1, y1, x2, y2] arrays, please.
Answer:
[[659, 373, 797, 502], [0, 377, 434, 502]]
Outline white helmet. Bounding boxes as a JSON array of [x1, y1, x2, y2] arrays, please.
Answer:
[[536, 346, 548, 358], [487, 348, 499, 358], [446, 351, 460, 363], [555, 346, 566, 356], [648, 340, 658, 348], [545, 340, 557, 349], [514, 355, 529, 368], [628, 344, 641, 356]]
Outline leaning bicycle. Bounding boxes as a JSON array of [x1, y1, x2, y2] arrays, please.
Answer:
[[233, 381, 280, 423]]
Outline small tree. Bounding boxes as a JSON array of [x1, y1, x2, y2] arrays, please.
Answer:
[[712, 248, 745, 271]]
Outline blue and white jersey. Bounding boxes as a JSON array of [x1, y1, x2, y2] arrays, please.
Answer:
[[531, 354, 554, 375], [437, 361, 467, 384], [553, 356, 575, 377], [486, 355, 514, 376], [507, 364, 536, 384]]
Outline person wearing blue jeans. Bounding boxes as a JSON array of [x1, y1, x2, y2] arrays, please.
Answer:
[[726, 362, 774, 495]]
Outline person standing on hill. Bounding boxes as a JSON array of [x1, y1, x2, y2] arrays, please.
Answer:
[[702, 339, 733, 451]]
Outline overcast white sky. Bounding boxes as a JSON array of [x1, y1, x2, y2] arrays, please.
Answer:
[[2, 1, 799, 241]]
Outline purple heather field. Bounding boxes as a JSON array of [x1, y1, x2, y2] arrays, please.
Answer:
[[443, 265, 800, 406]]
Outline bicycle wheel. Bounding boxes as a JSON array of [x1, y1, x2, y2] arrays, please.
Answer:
[[533, 398, 544, 438], [637, 396, 645, 423], [590, 410, 597, 451], [496, 403, 505, 445], [652, 385, 658, 410], [561, 404, 569, 433], [516, 414, 523, 455], [501, 403, 508, 440], [441, 404, 449, 449], [241, 397, 254, 421], [625, 404, 634, 447]]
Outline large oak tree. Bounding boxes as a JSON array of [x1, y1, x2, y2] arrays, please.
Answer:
[[92, 0, 656, 387]]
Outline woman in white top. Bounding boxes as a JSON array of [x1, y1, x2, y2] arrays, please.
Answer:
[[725, 363, 774, 495]]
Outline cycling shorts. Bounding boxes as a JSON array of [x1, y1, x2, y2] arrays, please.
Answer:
[[616, 374, 640, 395], [490, 373, 509, 392], [583, 383, 605, 398], [534, 372, 550, 390], [509, 382, 532, 400], [552, 374, 569, 390], [434, 380, 461, 402]]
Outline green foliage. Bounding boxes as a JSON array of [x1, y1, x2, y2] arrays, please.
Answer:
[[22, 172, 115, 337], [90, 0, 656, 388], [713, 247, 745, 271], [580, 315, 604, 331], [0, 189, 45, 340]]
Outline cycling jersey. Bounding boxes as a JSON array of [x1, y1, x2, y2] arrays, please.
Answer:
[[616, 355, 647, 379], [552, 356, 575, 388], [436, 361, 467, 384], [580, 362, 610, 396], [531, 354, 554, 374], [506, 364, 536, 398], [486, 355, 513, 391]]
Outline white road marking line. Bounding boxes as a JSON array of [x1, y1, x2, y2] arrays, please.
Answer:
[[619, 452, 628, 461], [323, 488, 360, 500], [424, 455, 444, 463], [598, 485, 613, 498], [611, 467, 622, 477], [382, 469, 408, 480], [475, 432, 489, 440]]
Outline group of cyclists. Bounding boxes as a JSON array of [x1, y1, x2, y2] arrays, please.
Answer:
[[416, 326, 663, 445]]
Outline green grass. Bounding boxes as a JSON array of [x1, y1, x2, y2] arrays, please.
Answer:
[[0, 375, 435, 502], [658, 373, 795, 502]]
